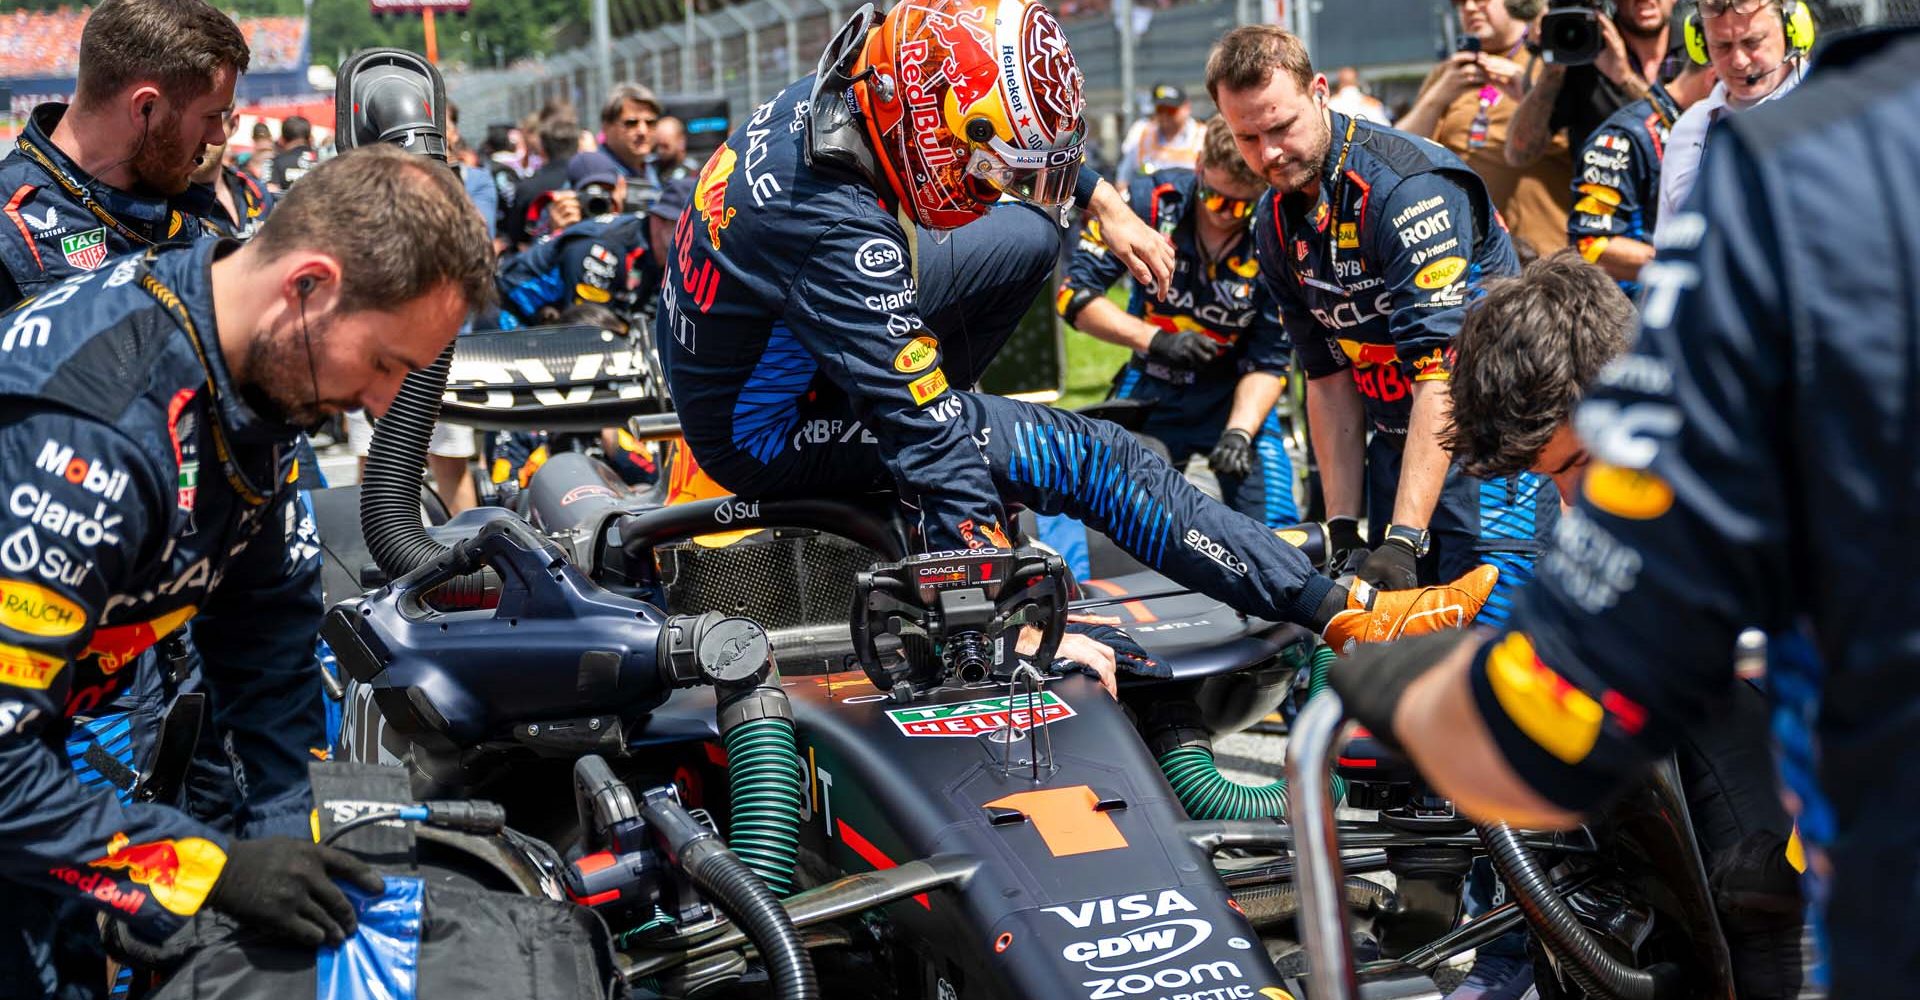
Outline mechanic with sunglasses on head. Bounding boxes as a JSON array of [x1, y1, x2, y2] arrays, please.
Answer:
[[1057, 116, 1298, 528], [659, 0, 1502, 663]]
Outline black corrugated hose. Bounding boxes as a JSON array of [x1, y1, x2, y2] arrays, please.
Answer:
[[1480, 822, 1677, 1000], [358, 344, 484, 602]]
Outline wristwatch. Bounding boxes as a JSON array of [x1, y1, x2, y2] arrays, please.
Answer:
[[1383, 523, 1431, 557]]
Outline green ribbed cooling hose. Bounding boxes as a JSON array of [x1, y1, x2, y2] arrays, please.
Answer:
[[1157, 644, 1346, 820], [723, 715, 807, 896]]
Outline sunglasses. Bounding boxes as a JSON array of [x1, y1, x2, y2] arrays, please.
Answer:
[[620, 116, 660, 130], [1697, 0, 1769, 15], [1198, 184, 1255, 221]]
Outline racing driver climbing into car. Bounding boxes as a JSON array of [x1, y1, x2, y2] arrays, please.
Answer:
[[656, 0, 1499, 650]]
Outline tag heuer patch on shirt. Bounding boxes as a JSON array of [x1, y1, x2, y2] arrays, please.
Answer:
[[60, 228, 108, 271]]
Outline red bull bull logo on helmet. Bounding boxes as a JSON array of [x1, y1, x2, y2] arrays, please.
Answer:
[[694, 145, 739, 251], [88, 831, 227, 916], [927, 6, 998, 109]]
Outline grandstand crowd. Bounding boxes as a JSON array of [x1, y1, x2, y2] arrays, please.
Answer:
[[0, 6, 303, 78]]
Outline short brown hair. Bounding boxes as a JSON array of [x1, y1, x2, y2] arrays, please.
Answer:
[[1196, 116, 1261, 189], [600, 83, 664, 124], [1205, 25, 1314, 101], [1443, 251, 1636, 478], [76, 0, 250, 108], [251, 146, 496, 316]]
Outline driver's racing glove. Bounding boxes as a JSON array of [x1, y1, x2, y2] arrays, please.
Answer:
[[1147, 329, 1219, 369], [1320, 564, 1499, 654]]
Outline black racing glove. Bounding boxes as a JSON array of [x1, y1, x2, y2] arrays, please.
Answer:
[[1327, 516, 1368, 577], [204, 837, 386, 947], [1208, 428, 1254, 479], [1357, 535, 1421, 591], [1147, 329, 1218, 369], [1327, 630, 1475, 751]]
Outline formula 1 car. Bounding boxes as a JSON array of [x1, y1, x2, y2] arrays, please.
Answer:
[[295, 323, 1742, 1000]]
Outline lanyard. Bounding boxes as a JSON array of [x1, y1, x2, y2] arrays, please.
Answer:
[[132, 249, 275, 507], [1297, 116, 1362, 296], [14, 135, 163, 248], [1468, 86, 1501, 150]]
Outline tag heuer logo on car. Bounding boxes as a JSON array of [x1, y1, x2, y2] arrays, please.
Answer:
[[61, 229, 108, 271], [885, 692, 1075, 738]]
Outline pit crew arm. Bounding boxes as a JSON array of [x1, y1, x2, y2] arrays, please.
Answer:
[[786, 216, 1005, 552], [1083, 178, 1175, 300], [1225, 371, 1285, 438], [0, 408, 229, 939], [1306, 375, 1366, 521], [189, 478, 325, 839], [1057, 190, 1148, 348], [1505, 62, 1566, 168], [1378, 137, 1791, 818], [1570, 122, 1656, 282], [1225, 297, 1291, 436], [1391, 380, 1452, 532]]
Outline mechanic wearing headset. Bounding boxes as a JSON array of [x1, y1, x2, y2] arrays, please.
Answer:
[[1332, 29, 1918, 997], [0, 147, 496, 997], [659, 0, 1498, 654], [0, 0, 245, 310], [1209, 25, 1558, 629], [1654, 0, 1813, 239], [1058, 116, 1298, 527]]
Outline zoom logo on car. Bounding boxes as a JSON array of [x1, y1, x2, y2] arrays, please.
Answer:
[[1082, 959, 1245, 999], [1062, 917, 1212, 972]]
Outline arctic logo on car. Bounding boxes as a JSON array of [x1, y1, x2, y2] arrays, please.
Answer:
[[884, 691, 1073, 738], [1062, 917, 1212, 972]]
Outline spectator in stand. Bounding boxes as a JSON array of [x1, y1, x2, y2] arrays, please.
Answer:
[[1505, 0, 1678, 167], [651, 115, 690, 181], [504, 109, 581, 249], [570, 83, 663, 190], [1401, 0, 1572, 258], [1116, 82, 1203, 193], [1325, 66, 1395, 126], [269, 113, 318, 192]]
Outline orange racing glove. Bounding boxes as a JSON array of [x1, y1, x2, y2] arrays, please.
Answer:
[[1321, 564, 1499, 653]]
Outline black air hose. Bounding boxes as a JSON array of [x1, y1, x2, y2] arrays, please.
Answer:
[[360, 344, 486, 603], [1480, 822, 1677, 1000]]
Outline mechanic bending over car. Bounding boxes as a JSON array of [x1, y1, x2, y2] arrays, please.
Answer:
[[1331, 28, 1919, 997], [0, 0, 246, 310], [1209, 25, 1558, 629], [0, 146, 497, 998], [1443, 250, 1805, 998], [658, 0, 1501, 657], [1057, 115, 1298, 527]]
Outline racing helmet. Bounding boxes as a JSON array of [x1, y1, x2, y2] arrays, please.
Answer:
[[852, 0, 1086, 229]]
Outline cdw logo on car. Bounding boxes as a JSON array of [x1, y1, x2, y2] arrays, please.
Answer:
[[884, 692, 1074, 738]]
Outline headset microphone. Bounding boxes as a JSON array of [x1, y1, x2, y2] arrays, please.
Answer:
[[297, 277, 324, 428]]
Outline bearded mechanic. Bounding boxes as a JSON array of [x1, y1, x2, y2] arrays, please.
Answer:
[[0, 0, 243, 310], [1210, 26, 1557, 629], [658, 0, 1496, 651], [1332, 27, 1920, 996], [1057, 115, 1298, 528], [0, 147, 496, 997]]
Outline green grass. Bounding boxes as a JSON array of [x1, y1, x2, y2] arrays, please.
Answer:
[[1054, 287, 1135, 411]]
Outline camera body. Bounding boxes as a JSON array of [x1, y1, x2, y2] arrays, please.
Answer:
[[580, 182, 619, 218], [1455, 34, 1483, 54], [1541, 0, 1617, 66]]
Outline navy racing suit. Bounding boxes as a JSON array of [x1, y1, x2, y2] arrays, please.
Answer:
[[0, 242, 325, 993], [1058, 167, 1298, 525], [0, 104, 217, 310], [1470, 28, 1920, 995], [659, 78, 1338, 629], [495, 212, 656, 328], [1254, 111, 1555, 623], [199, 165, 275, 242], [1567, 85, 1680, 295]]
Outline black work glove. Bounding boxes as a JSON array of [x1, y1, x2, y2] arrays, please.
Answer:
[[1328, 630, 1474, 750], [1208, 428, 1254, 479], [1709, 831, 1806, 927], [1327, 516, 1368, 577], [1357, 535, 1421, 591], [1147, 329, 1218, 369], [204, 837, 386, 947]]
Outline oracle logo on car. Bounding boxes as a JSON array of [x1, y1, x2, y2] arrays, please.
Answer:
[[1061, 917, 1213, 972]]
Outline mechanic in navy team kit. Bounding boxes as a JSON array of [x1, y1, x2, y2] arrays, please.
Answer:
[[0, 0, 243, 310], [1058, 115, 1297, 527], [1209, 25, 1557, 628], [190, 114, 276, 241], [658, 0, 1499, 649], [1566, 55, 1716, 292], [1333, 27, 1920, 996], [0, 147, 496, 998], [495, 169, 681, 328]]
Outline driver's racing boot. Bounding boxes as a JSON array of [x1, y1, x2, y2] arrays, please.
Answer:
[[1321, 565, 1499, 653]]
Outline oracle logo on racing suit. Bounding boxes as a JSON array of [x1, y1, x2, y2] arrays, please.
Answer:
[[743, 98, 785, 208], [1309, 291, 1393, 331]]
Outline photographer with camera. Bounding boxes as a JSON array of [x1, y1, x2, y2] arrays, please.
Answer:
[[503, 108, 581, 250], [1653, 0, 1811, 241], [1505, 0, 1679, 169], [1400, 0, 1573, 258]]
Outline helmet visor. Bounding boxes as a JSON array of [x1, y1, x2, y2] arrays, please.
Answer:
[[967, 128, 1085, 210]]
